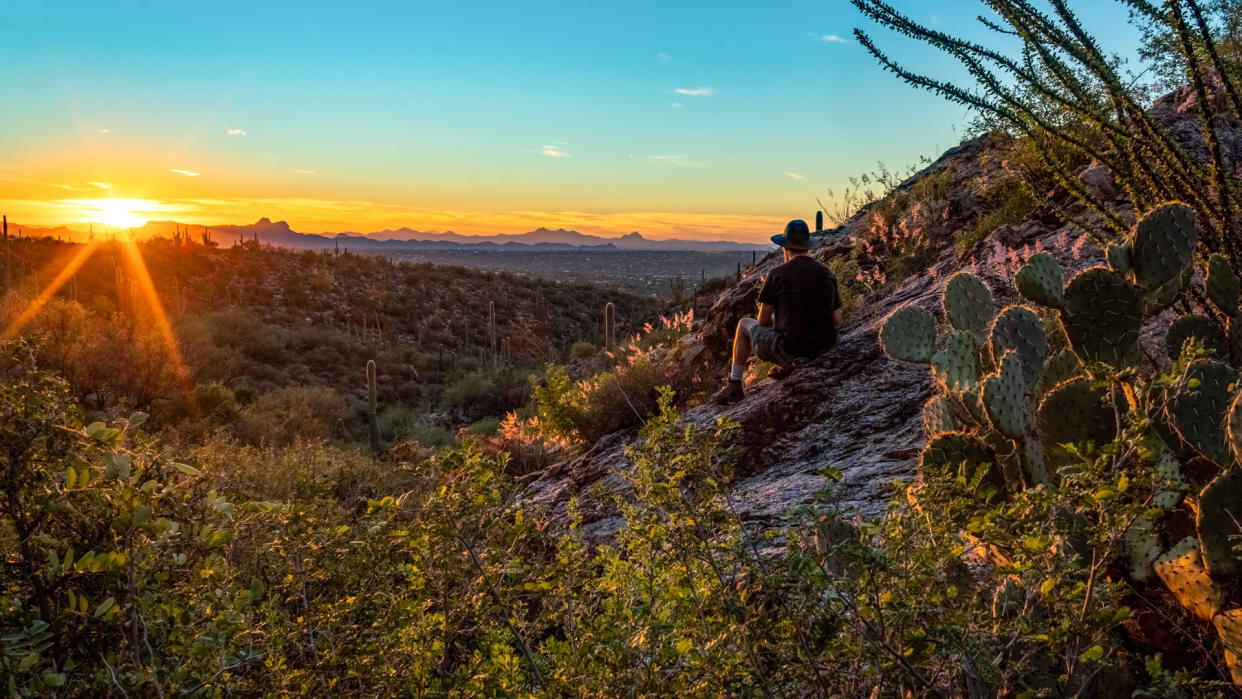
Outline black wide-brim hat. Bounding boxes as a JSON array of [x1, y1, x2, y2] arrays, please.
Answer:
[[771, 219, 818, 251]]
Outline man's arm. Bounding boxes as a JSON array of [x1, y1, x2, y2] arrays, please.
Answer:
[[833, 308, 843, 326], [758, 303, 775, 327]]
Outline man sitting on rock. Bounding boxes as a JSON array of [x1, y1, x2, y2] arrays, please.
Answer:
[[712, 219, 843, 405]]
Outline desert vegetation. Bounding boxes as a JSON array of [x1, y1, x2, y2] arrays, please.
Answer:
[[6, 0, 1242, 695]]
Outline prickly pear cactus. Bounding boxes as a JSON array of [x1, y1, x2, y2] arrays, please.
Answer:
[[1123, 514, 1162, 582], [1153, 536, 1225, 623], [1131, 202, 1199, 291], [1207, 254, 1241, 315], [1106, 243, 1133, 274], [1166, 359, 1237, 466], [1227, 390, 1242, 465], [1197, 470, 1242, 579], [990, 306, 1047, 387], [1229, 316, 1242, 363], [1153, 451, 1186, 510], [1037, 349, 1082, 397], [1059, 267, 1142, 365], [983, 352, 1028, 439], [1214, 609, 1242, 686], [1141, 263, 1192, 316], [1037, 376, 1115, 448], [931, 332, 981, 392], [1165, 314, 1228, 360], [922, 396, 958, 437], [944, 273, 993, 333], [880, 306, 936, 363], [1014, 252, 1065, 310]]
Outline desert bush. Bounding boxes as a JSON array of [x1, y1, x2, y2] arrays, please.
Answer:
[[235, 385, 350, 446], [569, 340, 597, 360]]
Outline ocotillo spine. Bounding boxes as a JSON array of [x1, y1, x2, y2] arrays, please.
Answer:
[[367, 359, 381, 452]]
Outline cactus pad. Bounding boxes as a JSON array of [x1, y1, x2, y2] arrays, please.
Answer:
[[1140, 263, 1192, 316], [1153, 451, 1186, 510], [1123, 514, 1162, 581], [1207, 254, 1241, 315], [1106, 243, 1133, 274], [931, 331, 981, 392], [1037, 349, 1082, 397], [1229, 314, 1242, 363], [1213, 609, 1242, 686], [922, 396, 958, 437], [1037, 376, 1115, 449], [1226, 389, 1242, 465], [1014, 252, 1066, 310], [1166, 359, 1237, 466], [1197, 470, 1242, 579], [990, 306, 1047, 388], [1132, 202, 1199, 291], [943, 273, 993, 333], [983, 351, 1029, 439], [880, 306, 936, 363], [1154, 536, 1225, 622], [1059, 267, 1142, 365], [1165, 314, 1228, 360]]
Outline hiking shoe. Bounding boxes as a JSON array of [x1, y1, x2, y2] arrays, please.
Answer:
[[711, 379, 744, 405]]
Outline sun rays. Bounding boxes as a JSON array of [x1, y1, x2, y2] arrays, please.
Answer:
[[3, 236, 197, 417]]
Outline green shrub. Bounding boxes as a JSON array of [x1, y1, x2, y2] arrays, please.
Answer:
[[235, 385, 350, 445], [467, 417, 501, 436], [570, 340, 598, 360]]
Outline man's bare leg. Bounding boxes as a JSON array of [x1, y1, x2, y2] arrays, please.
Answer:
[[732, 317, 757, 368], [713, 318, 756, 404]]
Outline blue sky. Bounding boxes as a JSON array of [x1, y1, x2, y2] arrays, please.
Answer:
[[0, 1, 1144, 240]]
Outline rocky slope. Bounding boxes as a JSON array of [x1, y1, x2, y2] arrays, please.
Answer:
[[525, 86, 1231, 541]]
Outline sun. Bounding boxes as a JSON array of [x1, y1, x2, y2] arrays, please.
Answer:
[[81, 198, 152, 228]]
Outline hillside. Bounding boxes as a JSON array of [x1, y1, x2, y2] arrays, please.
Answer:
[[0, 238, 662, 440]]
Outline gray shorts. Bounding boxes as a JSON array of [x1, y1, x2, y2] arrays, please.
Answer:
[[750, 324, 795, 364]]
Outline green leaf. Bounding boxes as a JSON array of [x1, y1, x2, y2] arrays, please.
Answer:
[[675, 639, 693, 655], [173, 462, 202, 477], [93, 596, 115, 617], [41, 671, 66, 688], [1079, 644, 1104, 663]]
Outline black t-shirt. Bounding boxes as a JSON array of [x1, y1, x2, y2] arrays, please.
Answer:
[[756, 255, 843, 357]]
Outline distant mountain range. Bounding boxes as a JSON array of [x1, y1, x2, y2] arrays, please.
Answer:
[[11, 218, 770, 252]]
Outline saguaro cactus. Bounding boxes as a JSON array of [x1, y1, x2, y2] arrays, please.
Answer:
[[604, 302, 615, 350], [2, 214, 8, 291], [367, 359, 381, 453]]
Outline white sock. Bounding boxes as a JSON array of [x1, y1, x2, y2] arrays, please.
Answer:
[[729, 363, 745, 381]]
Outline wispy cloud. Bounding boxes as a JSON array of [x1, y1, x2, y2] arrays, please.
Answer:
[[657, 52, 672, 63], [537, 144, 570, 158], [809, 32, 851, 44], [669, 102, 683, 109], [226, 128, 247, 136], [673, 87, 716, 97], [293, 169, 316, 175], [89, 182, 112, 189], [97, 129, 111, 134], [787, 172, 804, 180], [930, 15, 942, 24], [169, 169, 200, 177], [644, 154, 702, 167]]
